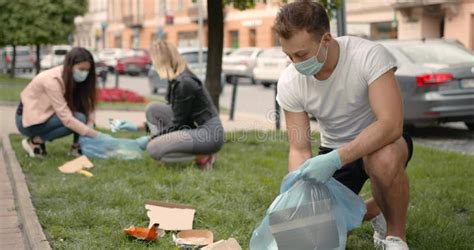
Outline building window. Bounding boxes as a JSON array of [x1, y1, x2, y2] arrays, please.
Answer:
[[249, 28, 256, 47], [370, 22, 397, 40], [178, 31, 198, 47], [229, 30, 239, 48], [272, 28, 280, 46], [115, 34, 122, 48], [177, 0, 184, 11]]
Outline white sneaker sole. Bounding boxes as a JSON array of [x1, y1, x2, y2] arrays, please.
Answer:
[[21, 139, 36, 157]]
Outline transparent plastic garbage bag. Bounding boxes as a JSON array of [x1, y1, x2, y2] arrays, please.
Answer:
[[250, 169, 367, 250], [79, 133, 148, 160]]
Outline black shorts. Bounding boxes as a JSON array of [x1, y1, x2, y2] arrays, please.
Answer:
[[318, 132, 413, 194]]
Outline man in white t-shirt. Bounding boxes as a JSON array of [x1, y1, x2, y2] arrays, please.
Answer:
[[274, 1, 413, 249]]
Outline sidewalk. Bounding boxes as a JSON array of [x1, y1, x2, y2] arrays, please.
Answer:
[[0, 104, 319, 249]]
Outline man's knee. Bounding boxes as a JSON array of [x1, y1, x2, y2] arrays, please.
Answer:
[[364, 137, 408, 181], [74, 112, 87, 124]]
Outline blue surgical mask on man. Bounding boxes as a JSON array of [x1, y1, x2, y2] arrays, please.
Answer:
[[73, 70, 89, 82], [293, 38, 328, 76]]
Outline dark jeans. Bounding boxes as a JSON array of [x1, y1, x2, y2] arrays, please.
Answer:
[[16, 112, 87, 143]]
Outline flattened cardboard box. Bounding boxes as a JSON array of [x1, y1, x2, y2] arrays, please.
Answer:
[[58, 155, 94, 173], [145, 200, 196, 230]]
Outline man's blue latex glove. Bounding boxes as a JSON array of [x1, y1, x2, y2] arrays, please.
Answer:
[[110, 119, 139, 132], [300, 150, 342, 183], [280, 169, 303, 193]]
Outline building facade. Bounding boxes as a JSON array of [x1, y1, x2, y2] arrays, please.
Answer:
[[74, 0, 108, 51], [75, 0, 474, 51], [104, 0, 283, 50], [347, 0, 474, 50]]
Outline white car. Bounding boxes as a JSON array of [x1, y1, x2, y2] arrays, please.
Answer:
[[40, 45, 72, 70], [253, 47, 291, 88], [222, 47, 263, 84], [98, 48, 134, 72]]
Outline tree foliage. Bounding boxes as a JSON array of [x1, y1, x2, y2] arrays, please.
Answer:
[[0, 0, 87, 76]]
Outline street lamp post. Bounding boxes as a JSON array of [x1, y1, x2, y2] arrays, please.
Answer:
[[197, 0, 204, 76], [101, 21, 108, 49]]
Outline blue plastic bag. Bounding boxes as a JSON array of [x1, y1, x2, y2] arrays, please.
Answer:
[[250, 169, 366, 250], [79, 133, 148, 160]]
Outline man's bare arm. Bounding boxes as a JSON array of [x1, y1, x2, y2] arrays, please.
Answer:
[[338, 69, 403, 165], [285, 110, 313, 172]]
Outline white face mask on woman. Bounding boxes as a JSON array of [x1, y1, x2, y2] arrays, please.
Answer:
[[73, 70, 89, 82]]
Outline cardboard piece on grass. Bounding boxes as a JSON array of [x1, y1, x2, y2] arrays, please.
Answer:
[[174, 229, 214, 246], [145, 200, 195, 231], [201, 238, 242, 250], [58, 155, 94, 173]]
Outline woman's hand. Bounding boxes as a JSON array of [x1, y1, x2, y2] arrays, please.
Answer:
[[85, 129, 98, 138], [110, 119, 139, 132]]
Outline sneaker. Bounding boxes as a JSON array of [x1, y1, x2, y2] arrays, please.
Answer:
[[21, 138, 43, 158], [371, 213, 387, 248], [196, 154, 216, 171], [69, 144, 82, 157], [382, 236, 409, 250]]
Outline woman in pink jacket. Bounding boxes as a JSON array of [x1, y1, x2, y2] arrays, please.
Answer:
[[16, 47, 101, 157]]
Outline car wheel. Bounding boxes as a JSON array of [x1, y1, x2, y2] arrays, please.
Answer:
[[251, 77, 256, 85], [225, 75, 233, 84], [262, 82, 273, 88], [465, 122, 474, 131]]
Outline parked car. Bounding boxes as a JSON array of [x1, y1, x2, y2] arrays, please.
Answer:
[[148, 48, 225, 95], [0, 46, 35, 73], [253, 47, 291, 88], [116, 49, 151, 76], [148, 48, 208, 95], [40, 45, 72, 70], [99, 48, 134, 72], [379, 39, 474, 130], [222, 47, 263, 84]]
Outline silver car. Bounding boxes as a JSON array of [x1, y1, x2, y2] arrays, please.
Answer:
[[379, 39, 474, 130], [148, 48, 213, 95], [0, 46, 34, 73], [222, 47, 263, 84]]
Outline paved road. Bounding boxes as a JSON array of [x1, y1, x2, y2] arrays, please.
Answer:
[[16, 72, 474, 155]]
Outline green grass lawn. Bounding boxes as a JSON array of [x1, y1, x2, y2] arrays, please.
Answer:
[[10, 131, 474, 249], [0, 73, 30, 102]]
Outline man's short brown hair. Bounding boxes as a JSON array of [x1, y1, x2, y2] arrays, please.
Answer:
[[275, 0, 330, 40]]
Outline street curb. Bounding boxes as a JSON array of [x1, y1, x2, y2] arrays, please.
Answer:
[[1, 134, 51, 250]]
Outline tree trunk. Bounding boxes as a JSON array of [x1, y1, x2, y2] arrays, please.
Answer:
[[205, 0, 224, 112], [35, 44, 41, 75], [9, 45, 16, 78]]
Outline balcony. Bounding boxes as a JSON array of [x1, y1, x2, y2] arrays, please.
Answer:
[[188, 4, 208, 23], [123, 15, 143, 29], [391, 0, 458, 8]]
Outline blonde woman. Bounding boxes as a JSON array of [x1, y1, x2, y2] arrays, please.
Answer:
[[112, 41, 224, 170]]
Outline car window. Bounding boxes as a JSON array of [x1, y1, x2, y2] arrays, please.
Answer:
[[54, 50, 68, 56], [397, 42, 474, 64], [181, 52, 208, 64], [133, 50, 146, 56], [6, 50, 30, 56]]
